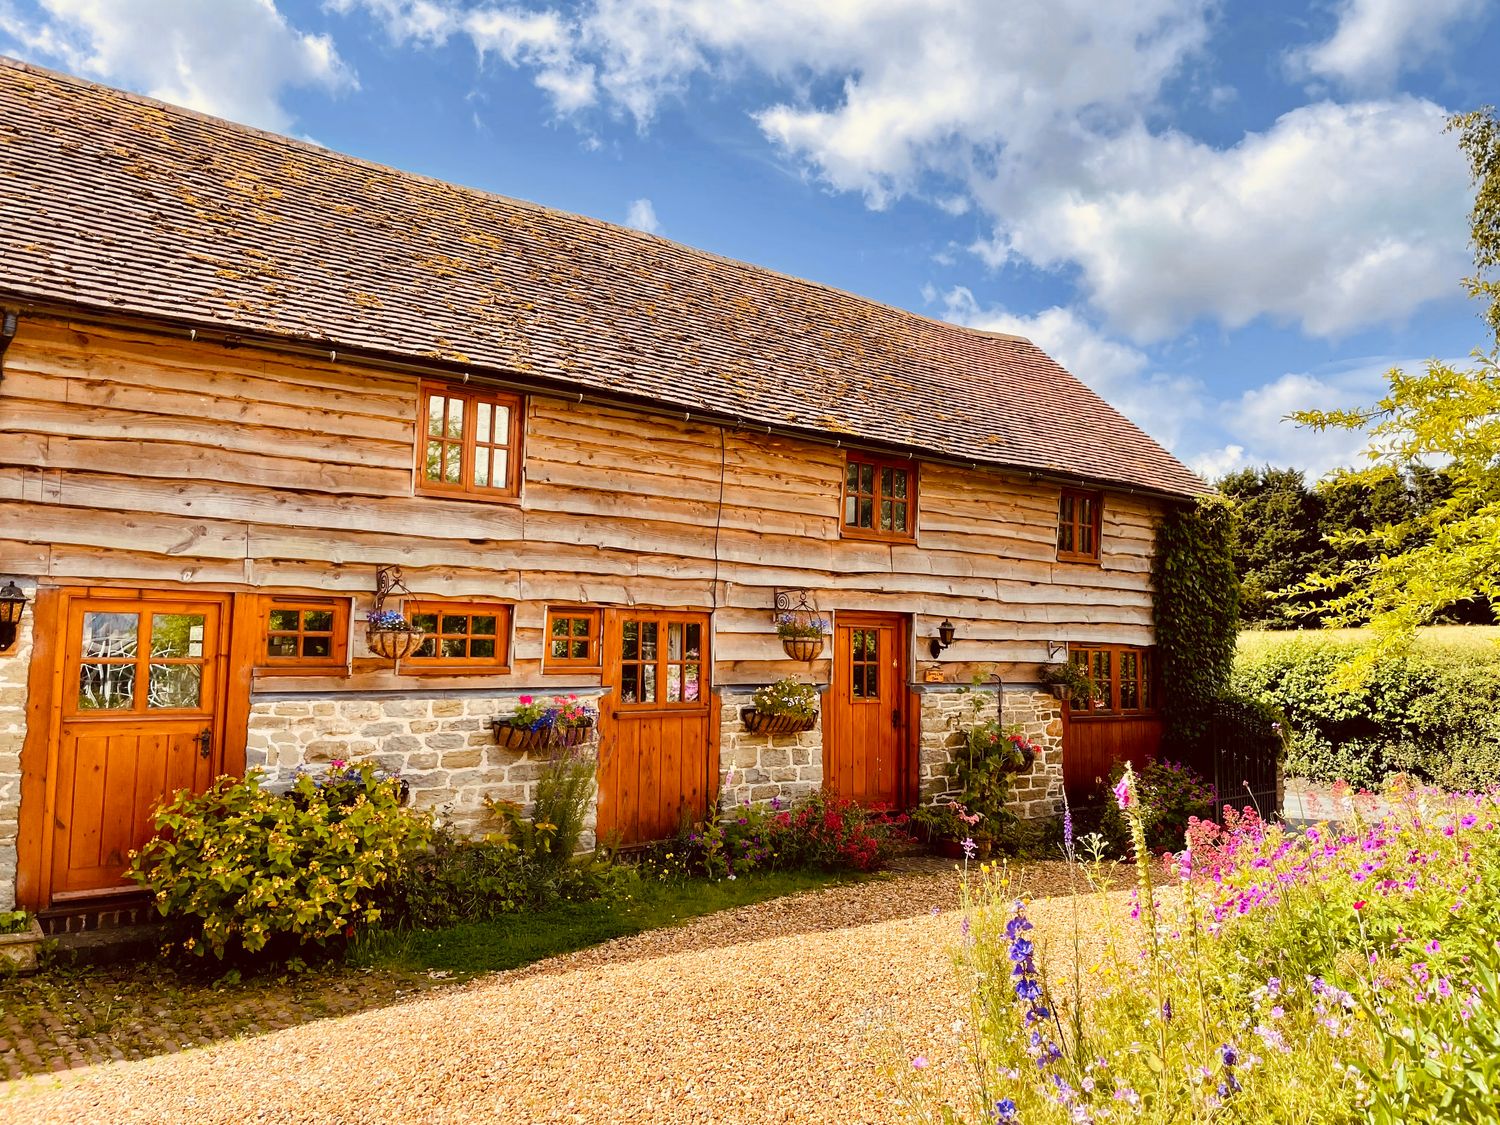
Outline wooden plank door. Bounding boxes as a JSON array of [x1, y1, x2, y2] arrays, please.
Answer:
[[50, 594, 229, 898], [596, 610, 713, 847], [825, 612, 909, 809]]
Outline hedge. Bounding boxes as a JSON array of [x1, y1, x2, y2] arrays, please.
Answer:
[[1232, 634, 1500, 790]]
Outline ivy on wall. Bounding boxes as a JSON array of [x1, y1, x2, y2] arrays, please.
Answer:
[[1151, 495, 1241, 751]]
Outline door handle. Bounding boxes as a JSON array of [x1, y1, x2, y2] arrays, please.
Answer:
[[195, 728, 213, 759]]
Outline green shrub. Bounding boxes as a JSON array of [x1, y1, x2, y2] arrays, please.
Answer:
[[1100, 757, 1215, 852], [750, 678, 818, 720], [380, 829, 528, 928], [128, 766, 430, 960], [1233, 633, 1500, 788]]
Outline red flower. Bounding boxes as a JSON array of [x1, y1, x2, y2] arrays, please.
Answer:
[[1353, 900, 1366, 911]]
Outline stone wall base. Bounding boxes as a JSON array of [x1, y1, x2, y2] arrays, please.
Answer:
[[917, 686, 1064, 819]]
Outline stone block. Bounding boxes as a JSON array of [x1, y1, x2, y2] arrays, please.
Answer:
[[425, 734, 466, 751], [406, 752, 440, 770], [440, 749, 483, 769], [431, 699, 466, 717]]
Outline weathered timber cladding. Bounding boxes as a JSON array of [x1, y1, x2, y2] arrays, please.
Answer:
[[1, 316, 1161, 689]]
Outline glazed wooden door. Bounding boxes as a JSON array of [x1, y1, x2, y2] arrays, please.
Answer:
[[51, 595, 228, 897], [597, 610, 713, 847], [825, 613, 909, 808]]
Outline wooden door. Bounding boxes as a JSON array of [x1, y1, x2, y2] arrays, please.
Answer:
[[50, 595, 229, 898], [597, 610, 713, 847], [825, 612, 909, 808]]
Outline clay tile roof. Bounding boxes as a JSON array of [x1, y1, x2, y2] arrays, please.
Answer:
[[0, 57, 1205, 497]]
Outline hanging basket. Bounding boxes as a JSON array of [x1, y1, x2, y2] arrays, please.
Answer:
[[740, 707, 817, 735], [367, 628, 423, 661], [780, 635, 824, 662], [491, 718, 595, 753]]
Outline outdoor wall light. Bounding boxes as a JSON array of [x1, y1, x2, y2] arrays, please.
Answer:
[[0, 580, 30, 654], [929, 618, 957, 658]]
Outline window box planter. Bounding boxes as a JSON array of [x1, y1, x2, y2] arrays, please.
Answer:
[[781, 636, 824, 662], [739, 707, 817, 735], [491, 717, 595, 754], [0, 915, 44, 976], [367, 627, 424, 661]]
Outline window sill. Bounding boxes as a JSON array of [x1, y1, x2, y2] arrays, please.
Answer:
[[398, 664, 514, 677], [414, 485, 523, 506], [1056, 552, 1102, 565], [839, 525, 917, 544]]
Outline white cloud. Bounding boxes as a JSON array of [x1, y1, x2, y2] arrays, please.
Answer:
[[1288, 0, 1488, 92], [328, 2, 1476, 346], [1, 0, 354, 131], [624, 197, 660, 234], [330, 0, 596, 114], [977, 99, 1473, 342], [937, 287, 1205, 452]]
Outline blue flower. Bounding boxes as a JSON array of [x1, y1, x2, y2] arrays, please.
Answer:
[[1220, 1044, 1238, 1068], [993, 1098, 1018, 1122]]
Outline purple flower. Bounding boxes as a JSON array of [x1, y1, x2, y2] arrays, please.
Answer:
[[1113, 776, 1132, 810], [962, 837, 978, 859]]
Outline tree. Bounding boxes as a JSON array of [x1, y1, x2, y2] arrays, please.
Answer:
[[1217, 467, 1325, 627], [1292, 107, 1500, 672]]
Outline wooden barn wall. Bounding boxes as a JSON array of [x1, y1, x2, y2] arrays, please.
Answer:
[[0, 316, 1163, 691]]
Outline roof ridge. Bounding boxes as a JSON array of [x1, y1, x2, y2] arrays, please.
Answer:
[[0, 54, 1036, 350]]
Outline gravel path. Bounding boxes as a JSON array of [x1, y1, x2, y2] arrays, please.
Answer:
[[0, 862, 1126, 1124]]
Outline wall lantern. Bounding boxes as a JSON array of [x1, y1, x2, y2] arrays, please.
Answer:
[[0, 580, 29, 654], [929, 618, 957, 658]]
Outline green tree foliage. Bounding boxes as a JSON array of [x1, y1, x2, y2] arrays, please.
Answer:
[[1218, 465, 1493, 629], [1284, 108, 1500, 669], [1218, 466, 1325, 626]]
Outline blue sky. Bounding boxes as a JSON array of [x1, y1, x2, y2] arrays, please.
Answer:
[[3, 0, 1497, 480]]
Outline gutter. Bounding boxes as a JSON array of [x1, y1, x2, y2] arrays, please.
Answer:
[[0, 294, 1205, 505]]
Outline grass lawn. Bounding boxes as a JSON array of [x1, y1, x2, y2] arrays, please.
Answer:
[[1237, 624, 1500, 657], [349, 869, 857, 976]]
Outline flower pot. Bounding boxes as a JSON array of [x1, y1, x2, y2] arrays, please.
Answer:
[[492, 718, 595, 753], [1048, 683, 1071, 701], [0, 917, 44, 976], [367, 628, 423, 661], [780, 636, 824, 662], [740, 707, 817, 735]]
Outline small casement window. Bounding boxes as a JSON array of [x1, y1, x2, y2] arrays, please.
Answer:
[[617, 613, 707, 707], [259, 597, 349, 670], [405, 601, 511, 670], [841, 452, 917, 540], [1057, 488, 1102, 563], [1067, 645, 1155, 714], [543, 607, 601, 672], [417, 382, 524, 499]]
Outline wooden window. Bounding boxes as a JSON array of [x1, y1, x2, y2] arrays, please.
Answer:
[[841, 452, 917, 540], [417, 382, 524, 500], [259, 597, 349, 670], [404, 601, 511, 671], [617, 613, 706, 708], [543, 607, 601, 672], [1067, 645, 1155, 715], [1057, 488, 1102, 562]]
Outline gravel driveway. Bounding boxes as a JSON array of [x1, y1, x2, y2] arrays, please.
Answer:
[[1, 862, 1117, 1124]]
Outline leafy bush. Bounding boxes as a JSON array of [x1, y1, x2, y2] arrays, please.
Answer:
[[0, 910, 30, 935], [653, 790, 906, 878], [750, 678, 818, 720], [129, 766, 430, 960], [1233, 633, 1500, 789], [1100, 757, 1215, 852]]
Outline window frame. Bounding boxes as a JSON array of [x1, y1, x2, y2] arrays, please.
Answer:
[[1056, 487, 1103, 564], [401, 600, 513, 674], [1066, 644, 1156, 716], [839, 451, 918, 542], [542, 606, 603, 673], [415, 381, 525, 502], [612, 610, 711, 712], [256, 595, 350, 673]]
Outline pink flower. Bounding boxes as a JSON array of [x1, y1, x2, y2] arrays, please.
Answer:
[[911, 1056, 929, 1070], [518, 695, 533, 705], [1113, 776, 1133, 810], [1353, 900, 1366, 911]]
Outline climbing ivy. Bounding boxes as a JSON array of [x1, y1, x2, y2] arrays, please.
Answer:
[[1151, 495, 1241, 751]]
